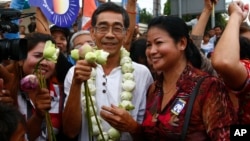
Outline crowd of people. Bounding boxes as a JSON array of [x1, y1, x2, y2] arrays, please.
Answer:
[[0, 0, 250, 141]]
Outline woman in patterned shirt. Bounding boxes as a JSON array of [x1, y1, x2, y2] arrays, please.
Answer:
[[100, 15, 237, 141]]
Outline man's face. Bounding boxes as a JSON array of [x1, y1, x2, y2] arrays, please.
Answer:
[[19, 26, 25, 33], [73, 34, 94, 48], [90, 11, 127, 57], [208, 29, 215, 37], [214, 27, 222, 36]]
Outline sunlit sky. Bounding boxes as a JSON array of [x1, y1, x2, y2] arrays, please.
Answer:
[[111, 0, 250, 14]]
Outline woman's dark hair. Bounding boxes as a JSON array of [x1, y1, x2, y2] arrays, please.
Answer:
[[130, 37, 148, 67], [240, 22, 250, 35], [25, 32, 55, 51], [0, 103, 26, 141], [147, 16, 202, 68], [91, 2, 130, 29], [239, 36, 250, 60], [56, 52, 73, 83]]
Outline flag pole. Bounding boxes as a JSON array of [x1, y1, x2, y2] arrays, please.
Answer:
[[211, 2, 215, 28]]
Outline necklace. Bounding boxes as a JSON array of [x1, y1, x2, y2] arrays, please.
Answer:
[[82, 47, 135, 140]]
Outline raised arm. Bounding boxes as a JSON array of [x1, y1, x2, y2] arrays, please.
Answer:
[[62, 60, 93, 138], [123, 0, 137, 51], [191, 0, 217, 47], [62, 67, 82, 138], [191, 0, 218, 76], [212, 1, 249, 89], [36, 7, 51, 34]]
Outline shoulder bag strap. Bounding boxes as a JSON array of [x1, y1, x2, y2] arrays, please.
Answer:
[[181, 75, 210, 141]]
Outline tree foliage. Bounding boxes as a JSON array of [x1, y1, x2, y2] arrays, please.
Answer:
[[162, 0, 227, 30], [163, 0, 171, 15], [139, 8, 153, 24]]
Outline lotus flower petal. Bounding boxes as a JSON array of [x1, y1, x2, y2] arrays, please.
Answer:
[[20, 74, 39, 92]]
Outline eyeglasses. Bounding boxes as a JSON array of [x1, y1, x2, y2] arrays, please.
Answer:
[[94, 25, 126, 35]]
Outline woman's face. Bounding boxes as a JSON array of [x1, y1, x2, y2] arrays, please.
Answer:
[[146, 27, 185, 71], [22, 42, 55, 79], [51, 31, 68, 54]]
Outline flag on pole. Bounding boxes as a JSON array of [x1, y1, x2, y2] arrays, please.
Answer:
[[82, 0, 97, 30]]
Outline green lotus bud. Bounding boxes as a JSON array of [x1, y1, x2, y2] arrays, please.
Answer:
[[84, 104, 97, 117], [90, 68, 97, 78], [91, 116, 102, 125], [88, 83, 96, 95], [85, 52, 97, 63], [122, 80, 135, 92], [71, 49, 79, 60], [120, 56, 132, 66], [121, 63, 134, 73], [95, 50, 109, 65], [119, 100, 135, 110], [120, 47, 130, 58], [79, 43, 93, 59], [43, 40, 59, 63], [121, 91, 133, 101], [122, 73, 134, 82], [108, 128, 120, 140], [92, 124, 101, 135], [87, 79, 94, 84], [97, 132, 109, 141]]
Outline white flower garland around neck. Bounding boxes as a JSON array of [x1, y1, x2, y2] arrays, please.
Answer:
[[80, 47, 136, 141]]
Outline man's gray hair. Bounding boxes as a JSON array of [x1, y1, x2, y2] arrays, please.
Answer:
[[70, 30, 91, 49]]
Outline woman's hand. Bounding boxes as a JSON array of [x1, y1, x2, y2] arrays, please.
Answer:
[[228, 1, 249, 22], [204, 0, 218, 11], [34, 88, 51, 118]]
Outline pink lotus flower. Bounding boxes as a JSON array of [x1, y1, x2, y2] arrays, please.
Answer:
[[20, 74, 39, 92]]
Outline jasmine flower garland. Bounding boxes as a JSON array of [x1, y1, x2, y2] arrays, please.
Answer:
[[71, 45, 135, 141]]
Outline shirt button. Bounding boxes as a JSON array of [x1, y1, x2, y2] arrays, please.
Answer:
[[102, 90, 106, 93]]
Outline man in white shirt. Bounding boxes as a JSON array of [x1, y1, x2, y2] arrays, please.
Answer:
[[185, 15, 200, 29], [63, 2, 153, 141]]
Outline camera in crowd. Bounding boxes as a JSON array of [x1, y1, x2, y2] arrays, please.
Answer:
[[0, 8, 27, 62]]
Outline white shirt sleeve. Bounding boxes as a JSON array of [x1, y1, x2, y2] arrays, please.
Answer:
[[63, 66, 75, 108], [132, 62, 154, 123]]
